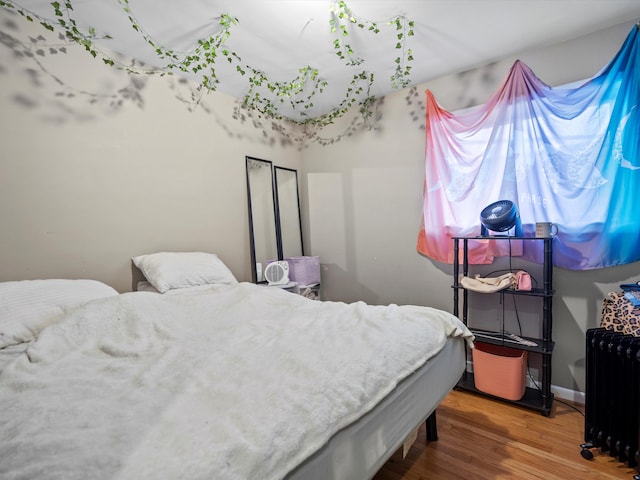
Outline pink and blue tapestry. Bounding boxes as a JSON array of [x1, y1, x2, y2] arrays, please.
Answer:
[[417, 26, 639, 270]]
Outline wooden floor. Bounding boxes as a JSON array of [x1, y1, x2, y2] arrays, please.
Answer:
[[374, 390, 638, 480]]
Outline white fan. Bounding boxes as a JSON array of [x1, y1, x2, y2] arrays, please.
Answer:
[[264, 261, 290, 286]]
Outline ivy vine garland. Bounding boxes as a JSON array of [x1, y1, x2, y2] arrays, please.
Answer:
[[0, 0, 415, 126]]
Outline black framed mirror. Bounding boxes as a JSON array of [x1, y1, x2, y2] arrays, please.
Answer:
[[246, 157, 279, 283], [274, 166, 304, 259], [246, 157, 304, 283]]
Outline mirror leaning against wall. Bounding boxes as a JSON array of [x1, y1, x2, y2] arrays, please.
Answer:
[[274, 166, 304, 259], [245, 156, 304, 283]]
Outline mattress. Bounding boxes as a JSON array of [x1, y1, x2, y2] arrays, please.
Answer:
[[0, 282, 472, 479], [287, 336, 465, 479], [0, 337, 464, 480]]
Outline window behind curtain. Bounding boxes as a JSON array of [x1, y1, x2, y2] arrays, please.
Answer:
[[417, 26, 640, 270]]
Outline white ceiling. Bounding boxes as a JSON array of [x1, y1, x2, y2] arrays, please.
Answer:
[[13, 0, 640, 120]]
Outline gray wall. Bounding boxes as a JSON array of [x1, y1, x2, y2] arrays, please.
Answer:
[[301, 19, 640, 396], [0, 9, 302, 292]]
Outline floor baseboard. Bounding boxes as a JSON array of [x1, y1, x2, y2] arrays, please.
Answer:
[[551, 384, 585, 405]]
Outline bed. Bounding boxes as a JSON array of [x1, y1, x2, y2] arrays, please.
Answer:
[[0, 252, 473, 480]]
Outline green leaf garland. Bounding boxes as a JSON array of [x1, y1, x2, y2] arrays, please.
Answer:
[[0, 0, 415, 126]]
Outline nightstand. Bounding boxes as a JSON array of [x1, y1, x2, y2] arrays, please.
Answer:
[[261, 282, 321, 300]]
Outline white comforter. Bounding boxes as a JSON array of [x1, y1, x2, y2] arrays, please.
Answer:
[[0, 282, 472, 480]]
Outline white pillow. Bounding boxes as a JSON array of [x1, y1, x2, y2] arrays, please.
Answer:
[[0, 279, 119, 348], [132, 252, 238, 293], [136, 281, 159, 293]]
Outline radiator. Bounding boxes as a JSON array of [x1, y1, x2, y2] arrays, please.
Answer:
[[585, 328, 640, 468]]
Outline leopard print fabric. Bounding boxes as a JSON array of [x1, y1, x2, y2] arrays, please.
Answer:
[[600, 291, 640, 337]]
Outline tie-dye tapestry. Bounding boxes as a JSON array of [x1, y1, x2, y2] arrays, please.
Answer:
[[417, 25, 639, 270]]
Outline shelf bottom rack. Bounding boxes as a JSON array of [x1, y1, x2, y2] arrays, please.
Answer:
[[456, 371, 553, 416]]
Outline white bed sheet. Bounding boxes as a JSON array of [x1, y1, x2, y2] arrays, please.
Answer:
[[0, 282, 472, 479], [0, 342, 30, 373]]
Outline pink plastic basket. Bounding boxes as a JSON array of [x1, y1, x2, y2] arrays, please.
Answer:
[[472, 342, 527, 401], [285, 256, 320, 287]]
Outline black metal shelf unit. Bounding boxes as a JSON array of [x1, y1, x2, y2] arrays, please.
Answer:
[[452, 236, 554, 416]]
